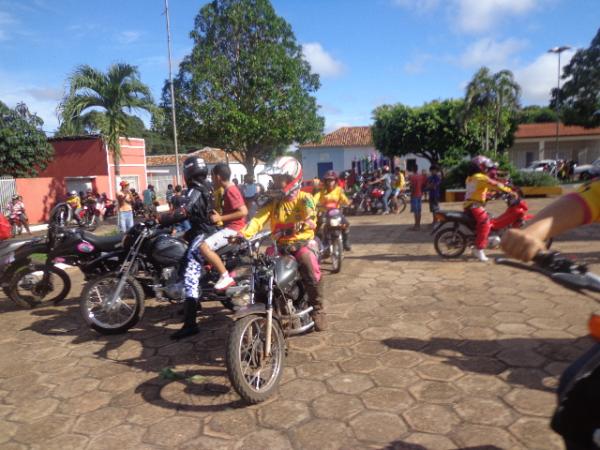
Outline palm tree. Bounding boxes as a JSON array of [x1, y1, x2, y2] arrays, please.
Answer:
[[58, 63, 155, 181], [491, 70, 520, 153]]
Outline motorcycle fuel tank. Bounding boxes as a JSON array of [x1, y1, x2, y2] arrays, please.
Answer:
[[274, 255, 298, 290], [150, 235, 187, 267]]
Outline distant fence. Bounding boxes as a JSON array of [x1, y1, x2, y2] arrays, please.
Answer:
[[0, 177, 16, 215]]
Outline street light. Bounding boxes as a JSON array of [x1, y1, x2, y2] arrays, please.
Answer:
[[548, 45, 571, 161]]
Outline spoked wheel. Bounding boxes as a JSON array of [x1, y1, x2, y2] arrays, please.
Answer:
[[81, 273, 145, 334], [434, 228, 467, 258], [226, 315, 285, 404], [8, 264, 71, 308], [397, 196, 407, 214], [331, 236, 343, 274]]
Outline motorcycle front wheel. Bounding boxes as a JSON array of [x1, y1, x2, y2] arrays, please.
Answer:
[[8, 264, 71, 308], [331, 236, 343, 274], [396, 196, 407, 214], [434, 228, 467, 258], [226, 315, 285, 404], [81, 273, 145, 334]]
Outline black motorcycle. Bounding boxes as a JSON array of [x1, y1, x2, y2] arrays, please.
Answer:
[[5, 226, 122, 308], [226, 230, 315, 404], [497, 252, 600, 450], [79, 221, 248, 334], [317, 207, 345, 273]]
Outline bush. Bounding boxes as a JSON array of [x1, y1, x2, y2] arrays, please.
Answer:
[[512, 171, 559, 187]]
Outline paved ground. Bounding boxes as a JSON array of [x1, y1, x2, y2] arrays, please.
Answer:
[[1, 197, 599, 449]]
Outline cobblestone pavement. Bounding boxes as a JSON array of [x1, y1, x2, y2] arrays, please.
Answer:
[[1, 197, 599, 449]]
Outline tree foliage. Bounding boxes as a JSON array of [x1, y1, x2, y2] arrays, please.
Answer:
[[552, 28, 600, 128], [58, 63, 155, 176], [0, 101, 54, 178], [517, 105, 558, 124], [462, 67, 520, 154], [372, 99, 479, 166], [160, 0, 324, 172]]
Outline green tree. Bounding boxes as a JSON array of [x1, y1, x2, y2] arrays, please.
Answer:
[[517, 105, 558, 124], [161, 0, 324, 173], [462, 67, 520, 154], [551, 28, 600, 128], [58, 63, 155, 180], [0, 101, 54, 177], [372, 99, 477, 166]]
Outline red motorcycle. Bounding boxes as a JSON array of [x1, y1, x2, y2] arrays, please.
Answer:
[[432, 194, 550, 258]]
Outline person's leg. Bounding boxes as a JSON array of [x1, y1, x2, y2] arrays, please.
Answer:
[[382, 188, 392, 214], [21, 215, 31, 234], [295, 246, 326, 331], [119, 212, 127, 233], [200, 229, 237, 290], [341, 215, 351, 251], [470, 207, 491, 261], [430, 199, 439, 225], [126, 211, 135, 231]]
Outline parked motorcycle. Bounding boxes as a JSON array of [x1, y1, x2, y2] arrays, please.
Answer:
[[317, 204, 345, 273], [432, 194, 550, 258], [7, 226, 123, 307], [225, 230, 314, 403], [496, 252, 600, 450], [80, 221, 248, 334], [8, 213, 25, 237], [0, 236, 46, 300]]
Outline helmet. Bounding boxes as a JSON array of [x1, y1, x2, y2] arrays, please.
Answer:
[[183, 156, 208, 186], [323, 170, 338, 181], [261, 156, 303, 197], [119, 180, 129, 188], [471, 155, 495, 172], [11, 194, 19, 201], [69, 190, 78, 197], [383, 165, 390, 173]]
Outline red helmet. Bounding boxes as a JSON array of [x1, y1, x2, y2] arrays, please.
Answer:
[[323, 170, 338, 181], [119, 180, 129, 188], [471, 155, 495, 172], [261, 156, 303, 197]]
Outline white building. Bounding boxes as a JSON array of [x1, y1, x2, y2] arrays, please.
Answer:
[[299, 126, 430, 179]]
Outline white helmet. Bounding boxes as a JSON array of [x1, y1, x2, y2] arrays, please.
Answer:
[[261, 156, 303, 197]]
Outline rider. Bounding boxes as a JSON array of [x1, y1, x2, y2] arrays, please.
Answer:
[[464, 155, 514, 262], [314, 170, 352, 251], [159, 156, 217, 340], [369, 165, 393, 214], [240, 156, 327, 331], [66, 190, 82, 225], [7, 195, 31, 234]]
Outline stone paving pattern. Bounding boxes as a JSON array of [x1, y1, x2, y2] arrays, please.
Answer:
[[0, 198, 598, 449]]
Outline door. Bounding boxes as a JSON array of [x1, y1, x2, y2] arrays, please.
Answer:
[[317, 162, 333, 179], [66, 178, 94, 196], [406, 159, 417, 173]]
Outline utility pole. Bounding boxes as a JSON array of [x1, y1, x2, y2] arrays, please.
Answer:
[[164, 0, 181, 185], [548, 46, 571, 163]]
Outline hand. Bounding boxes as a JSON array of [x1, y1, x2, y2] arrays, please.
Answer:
[[227, 234, 243, 245], [501, 228, 546, 262], [210, 210, 222, 224]]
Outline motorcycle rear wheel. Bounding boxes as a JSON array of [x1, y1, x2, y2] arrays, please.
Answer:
[[8, 264, 71, 308], [396, 196, 407, 214], [434, 228, 467, 258], [81, 273, 145, 334], [226, 315, 285, 404], [331, 237, 343, 274]]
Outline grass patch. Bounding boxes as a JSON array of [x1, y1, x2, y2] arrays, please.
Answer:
[[30, 253, 47, 263]]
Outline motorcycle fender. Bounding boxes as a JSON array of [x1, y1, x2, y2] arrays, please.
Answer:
[[232, 303, 267, 320]]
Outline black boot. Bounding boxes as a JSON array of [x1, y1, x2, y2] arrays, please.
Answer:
[[342, 232, 352, 251], [170, 299, 199, 340]]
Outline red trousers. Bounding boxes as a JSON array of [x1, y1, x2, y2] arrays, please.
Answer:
[[468, 207, 491, 250]]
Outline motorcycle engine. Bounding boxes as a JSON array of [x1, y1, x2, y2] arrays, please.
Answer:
[[488, 234, 501, 249], [161, 267, 184, 300]]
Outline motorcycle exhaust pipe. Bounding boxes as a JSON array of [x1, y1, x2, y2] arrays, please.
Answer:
[[281, 306, 313, 320], [285, 321, 315, 336]]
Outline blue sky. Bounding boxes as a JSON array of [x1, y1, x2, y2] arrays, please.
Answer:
[[0, 0, 598, 134]]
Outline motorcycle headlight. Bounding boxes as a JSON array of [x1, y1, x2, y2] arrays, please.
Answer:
[[329, 218, 342, 227]]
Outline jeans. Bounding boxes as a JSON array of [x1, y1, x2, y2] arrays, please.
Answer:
[[119, 210, 134, 233], [382, 188, 392, 212]]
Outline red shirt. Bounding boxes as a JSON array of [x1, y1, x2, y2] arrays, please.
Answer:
[[409, 174, 428, 198], [223, 185, 246, 231]]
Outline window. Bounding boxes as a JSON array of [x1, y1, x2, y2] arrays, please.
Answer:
[[317, 162, 333, 179], [120, 175, 139, 192], [406, 159, 417, 173], [525, 152, 534, 168]]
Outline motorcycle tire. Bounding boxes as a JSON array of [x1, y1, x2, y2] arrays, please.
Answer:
[[226, 315, 285, 404], [8, 264, 71, 308], [331, 237, 343, 274], [434, 228, 467, 258], [397, 196, 407, 214], [81, 273, 145, 335]]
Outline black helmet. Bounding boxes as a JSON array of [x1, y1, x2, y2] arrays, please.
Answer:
[[183, 156, 208, 186]]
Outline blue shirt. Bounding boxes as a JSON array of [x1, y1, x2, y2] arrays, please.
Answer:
[[427, 174, 441, 201]]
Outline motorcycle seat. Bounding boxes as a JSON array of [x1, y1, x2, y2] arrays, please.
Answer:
[[80, 231, 123, 252], [440, 211, 477, 228], [216, 244, 238, 257]]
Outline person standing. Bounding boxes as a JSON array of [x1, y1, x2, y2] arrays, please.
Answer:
[[166, 184, 175, 211], [426, 165, 442, 225], [408, 165, 428, 230], [241, 174, 260, 219], [116, 180, 135, 232], [142, 184, 157, 218], [369, 165, 393, 214]]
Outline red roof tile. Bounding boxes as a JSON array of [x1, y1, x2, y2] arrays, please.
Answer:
[[146, 147, 249, 166], [515, 123, 600, 139], [301, 126, 373, 148]]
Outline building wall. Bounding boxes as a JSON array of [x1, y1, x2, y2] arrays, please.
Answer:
[[508, 137, 600, 168], [41, 138, 108, 177], [107, 138, 148, 199]]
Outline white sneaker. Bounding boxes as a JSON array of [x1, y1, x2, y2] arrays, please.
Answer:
[[472, 248, 489, 262], [215, 272, 235, 290]]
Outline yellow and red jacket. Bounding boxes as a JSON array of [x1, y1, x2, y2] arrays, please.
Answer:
[[572, 179, 600, 223], [66, 196, 81, 209], [241, 191, 317, 244], [464, 173, 512, 208], [314, 186, 350, 210]]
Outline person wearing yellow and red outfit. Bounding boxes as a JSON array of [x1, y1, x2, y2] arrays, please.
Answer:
[[314, 170, 352, 251], [241, 156, 327, 331], [66, 190, 83, 225], [464, 155, 514, 262]]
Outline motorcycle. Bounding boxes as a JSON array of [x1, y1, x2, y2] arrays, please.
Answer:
[[317, 204, 345, 273], [8, 213, 25, 237], [80, 221, 248, 334], [6, 225, 123, 308], [432, 194, 550, 258], [496, 252, 600, 450], [225, 230, 314, 404]]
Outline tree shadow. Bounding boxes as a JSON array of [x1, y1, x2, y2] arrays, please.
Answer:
[[350, 223, 438, 245], [41, 177, 66, 224], [382, 336, 593, 393], [382, 443, 501, 450], [345, 253, 456, 263]]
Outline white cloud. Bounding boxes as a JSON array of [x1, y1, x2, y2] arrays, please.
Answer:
[[0, 10, 16, 41], [302, 43, 345, 78], [515, 48, 576, 104], [392, 0, 441, 13], [403, 53, 433, 74], [117, 30, 141, 44], [459, 37, 527, 70]]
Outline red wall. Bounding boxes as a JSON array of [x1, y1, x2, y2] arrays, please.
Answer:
[[40, 137, 108, 177]]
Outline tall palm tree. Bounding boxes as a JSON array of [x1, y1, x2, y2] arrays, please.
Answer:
[[58, 63, 155, 181], [492, 70, 520, 153]]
